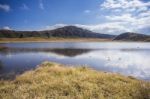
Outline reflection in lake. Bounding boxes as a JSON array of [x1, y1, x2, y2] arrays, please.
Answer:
[[0, 60, 3, 69], [0, 42, 150, 80], [0, 48, 93, 57]]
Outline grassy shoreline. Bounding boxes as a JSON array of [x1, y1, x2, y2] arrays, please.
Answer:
[[0, 38, 149, 43], [0, 62, 149, 99], [0, 38, 112, 43]]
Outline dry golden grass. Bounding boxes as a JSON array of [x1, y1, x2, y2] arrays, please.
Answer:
[[0, 62, 150, 99], [0, 37, 111, 43]]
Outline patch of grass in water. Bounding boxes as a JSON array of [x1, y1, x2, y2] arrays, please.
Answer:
[[0, 62, 150, 99]]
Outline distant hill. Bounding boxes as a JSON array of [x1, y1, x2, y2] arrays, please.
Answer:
[[0, 26, 115, 39], [113, 32, 150, 42], [1, 26, 149, 41]]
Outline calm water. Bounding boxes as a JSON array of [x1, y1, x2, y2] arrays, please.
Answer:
[[0, 42, 150, 80]]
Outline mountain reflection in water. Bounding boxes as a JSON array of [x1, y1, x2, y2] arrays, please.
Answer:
[[0, 48, 93, 57], [0, 47, 95, 80]]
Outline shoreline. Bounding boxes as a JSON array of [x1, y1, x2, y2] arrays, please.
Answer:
[[0, 38, 149, 43], [0, 38, 111, 43]]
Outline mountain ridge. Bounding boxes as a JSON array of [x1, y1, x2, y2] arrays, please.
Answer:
[[113, 32, 150, 42], [0, 26, 115, 39]]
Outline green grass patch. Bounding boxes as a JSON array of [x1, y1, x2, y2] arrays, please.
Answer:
[[0, 61, 150, 99]]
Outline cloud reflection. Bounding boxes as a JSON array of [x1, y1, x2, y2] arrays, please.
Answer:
[[75, 50, 150, 80]]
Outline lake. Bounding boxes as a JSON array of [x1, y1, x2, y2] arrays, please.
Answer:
[[0, 42, 150, 80]]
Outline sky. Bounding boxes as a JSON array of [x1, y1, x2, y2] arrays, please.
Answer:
[[0, 0, 150, 35]]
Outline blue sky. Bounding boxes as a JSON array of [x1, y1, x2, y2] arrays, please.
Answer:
[[0, 0, 150, 34]]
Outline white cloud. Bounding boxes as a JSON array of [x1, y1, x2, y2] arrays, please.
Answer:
[[84, 10, 91, 13], [39, 0, 44, 10], [106, 14, 136, 22], [134, 16, 150, 29], [104, 13, 150, 33], [21, 4, 29, 10], [101, 0, 150, 10], [137, 6, 148, 12], [99, 0, 150, 34], [139, 10, 150, 17], [75, 23, 128, 33], [2, 26, 11, 30], [0, 4, 10, 12]]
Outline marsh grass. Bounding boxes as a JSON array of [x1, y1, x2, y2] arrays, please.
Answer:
[[0, 37, 111, 43], [0, 62, 149, 99]]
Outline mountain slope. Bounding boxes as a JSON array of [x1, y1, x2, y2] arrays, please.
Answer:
[[47, 26, 115, 38], [0, 26, 115, 39], [114, 32, 150, 41]]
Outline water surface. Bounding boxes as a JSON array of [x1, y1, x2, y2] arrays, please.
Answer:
[[0, 42, 150, 80]]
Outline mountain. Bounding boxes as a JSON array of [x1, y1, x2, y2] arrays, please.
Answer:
[[113, 32, 150, 42], [0, 26, 115, 39]]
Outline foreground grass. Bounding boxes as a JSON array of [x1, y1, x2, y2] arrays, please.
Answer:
[[0, 62, 149, 99]]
